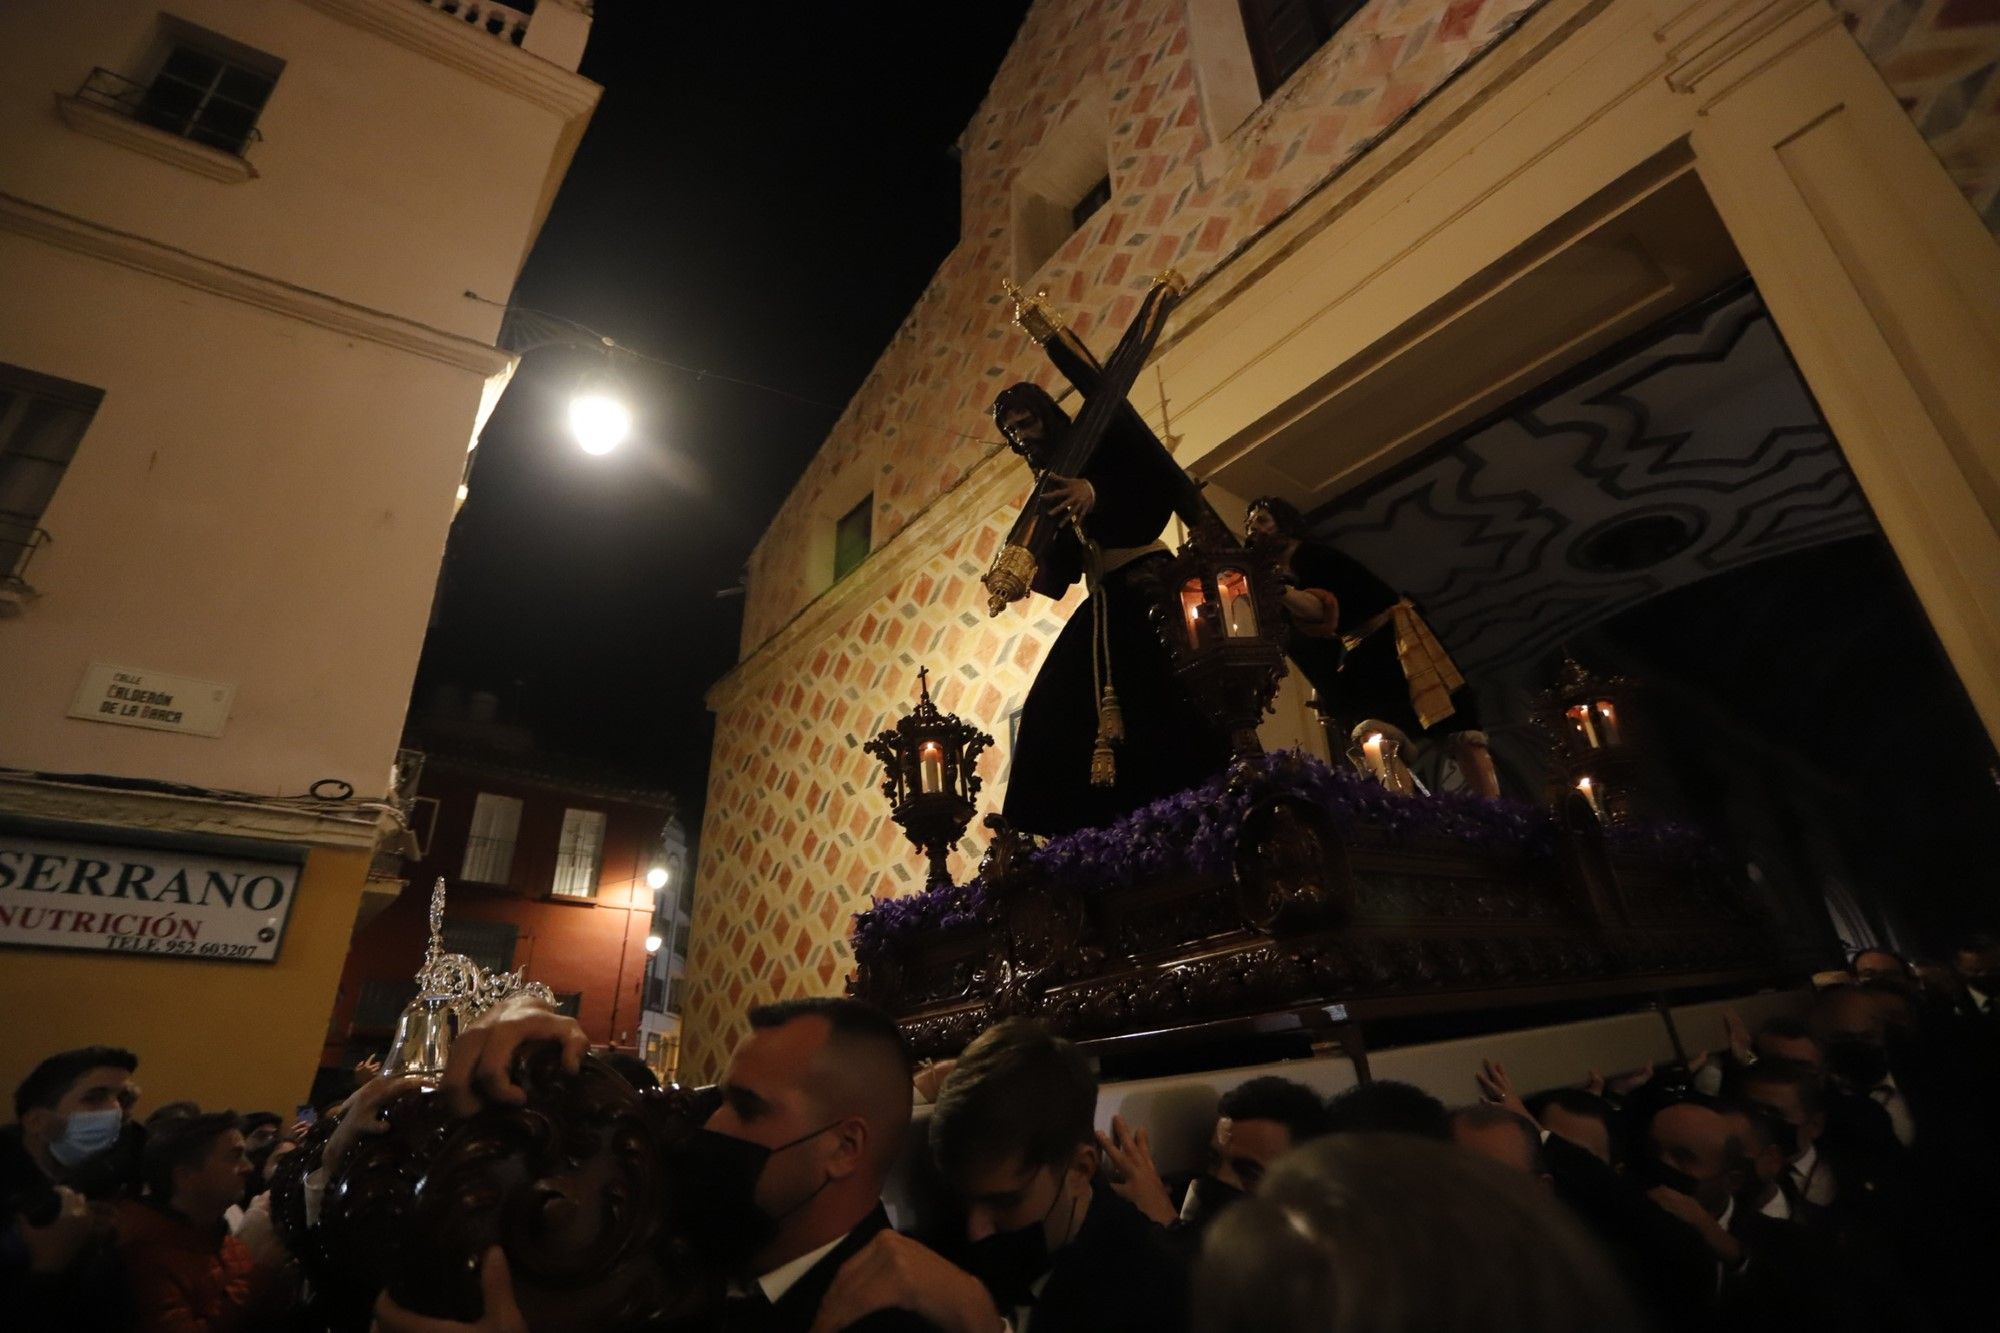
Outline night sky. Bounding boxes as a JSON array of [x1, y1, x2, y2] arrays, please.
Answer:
[[412, 3, 1034, 820]]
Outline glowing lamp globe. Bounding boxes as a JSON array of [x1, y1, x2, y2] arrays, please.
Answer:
[[568, 392, 632, 455], [645, 866, 669, 891]]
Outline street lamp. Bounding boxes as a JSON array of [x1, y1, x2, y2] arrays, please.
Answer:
[[645, 865, 669, 892], [644, 932, 663, 954], [568, 388, 631, 455]]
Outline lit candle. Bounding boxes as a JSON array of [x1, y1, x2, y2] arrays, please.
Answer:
[[1595, 701, 1622, 746], [1361, 732, 1388, 781], [1575, 775, 1605, 819], [1220, 571, 1258, 637], [919, 741, 944, 794], [1181, 582, 1206, 649], [1566, 704, 1600, 749]]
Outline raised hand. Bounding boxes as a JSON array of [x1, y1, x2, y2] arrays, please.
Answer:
[[1096, 1114, 1177, 1225], [441, 999, 587, 1118], [807, 1231, 1002, 1333], [322, 1074, 427, 1180], [1723, 1008, 1754, 1064], [1475, 1058, 1533, 1123]]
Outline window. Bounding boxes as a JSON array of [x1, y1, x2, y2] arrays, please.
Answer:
[[137, 25, 282, 155], [551, 807, 607, 899], [441, 918, 519, 975], [1239, 0, 1368, 98], [1071, 176, 1112, 232], [461, 793, 523, 884], [833, 495, 872, 582], [352, 979, 418, 1031], [0, 365, 103, 588]]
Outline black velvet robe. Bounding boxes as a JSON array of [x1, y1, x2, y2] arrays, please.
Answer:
[[1000, 424, 1230, 837], [1281, 539, 1480, 738]]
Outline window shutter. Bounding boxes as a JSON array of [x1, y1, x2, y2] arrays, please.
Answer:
[[552, 808, 606, 898], [461, 793, 522, 884]]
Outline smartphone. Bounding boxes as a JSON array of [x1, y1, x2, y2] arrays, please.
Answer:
[[294, 1103, 317, 1127]]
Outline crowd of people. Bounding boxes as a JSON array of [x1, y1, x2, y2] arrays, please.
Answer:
[[5, 935, 1997, 1332]]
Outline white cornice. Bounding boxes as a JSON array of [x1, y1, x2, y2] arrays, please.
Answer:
[[0, 774, 394, 852], [298, 0, 601, 122], [0, 190, 518, 377]]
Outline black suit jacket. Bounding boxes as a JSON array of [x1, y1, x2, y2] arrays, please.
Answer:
[[1719, 1207, 1864, 1333], [1540, 1133, 1713, 1329], [1024, 1184, 1189, 1333], [750, 1205, 941, 1333]]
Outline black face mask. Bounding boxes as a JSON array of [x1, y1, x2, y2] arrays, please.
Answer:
[[1637, 1154, 1704, 1200], [1824, 1036, 1891, 1090], [676, 1122, 837, 1270], [1180, 1175, 1247, 1229], [1766, 1118, 1801, 1159], [966, 1170, 1076, 1310]]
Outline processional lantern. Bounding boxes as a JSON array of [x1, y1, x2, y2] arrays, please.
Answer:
[[382, 877, 557, 1078], [1537, 653, 1643, 827], [1145, 517, 1292, 759], [1350, 720, 1419, 795], [863, 668, 994, 884]]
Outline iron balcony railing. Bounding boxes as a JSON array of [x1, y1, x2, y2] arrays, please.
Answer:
[[74, 66, 267, 157]]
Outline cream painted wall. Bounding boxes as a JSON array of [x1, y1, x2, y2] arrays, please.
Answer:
[[0, 234, 493, 796], [0, 0, 595, 342]]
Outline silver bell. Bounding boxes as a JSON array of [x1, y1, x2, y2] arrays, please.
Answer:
[[381, 993, 457, 1078]]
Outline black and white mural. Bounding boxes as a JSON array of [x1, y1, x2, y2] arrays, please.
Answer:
[[1310, 287, 1876, 674]]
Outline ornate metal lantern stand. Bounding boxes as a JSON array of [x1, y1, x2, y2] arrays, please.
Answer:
[[1536, 653, 1646, 827], [863, 668, 994, 884], [1142, 516, 1292, 759]]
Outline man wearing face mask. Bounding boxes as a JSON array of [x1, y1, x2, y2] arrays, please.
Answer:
[[1951, 935, 2000, 1023], [1, 1045, 143, 1329], [689, 998, 946, 1333], [1096, 1075, 1325, 1242], [1647, 1097, 1872, 1332], [1734, 1062, 1839, 1213], [373, 996, 946, 1333], [815, 1018, 1187, 1333]]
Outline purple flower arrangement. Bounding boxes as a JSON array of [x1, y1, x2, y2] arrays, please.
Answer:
[[850, 752, 1717, 958]]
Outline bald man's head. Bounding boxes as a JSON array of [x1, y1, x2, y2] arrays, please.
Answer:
[[744, 998, 913, 1178]]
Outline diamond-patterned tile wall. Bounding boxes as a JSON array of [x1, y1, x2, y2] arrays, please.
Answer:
[[682, 492, 1082, 1076], [1838, 1, 2000, 229]]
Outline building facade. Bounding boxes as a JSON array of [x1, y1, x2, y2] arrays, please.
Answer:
[[0, 0, 599, 1113], [322, 741, 683, 1087], [681, 0, 2000, 1080]]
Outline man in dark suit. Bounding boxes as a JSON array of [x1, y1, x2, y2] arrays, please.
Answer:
[[375, 997, 944, 1333], [1643, 1098, 1865, 1333], [813, 1019, 1187, 1333]]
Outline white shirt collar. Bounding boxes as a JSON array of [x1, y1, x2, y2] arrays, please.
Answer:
[[756, 1233, 847, 1305], [1758, 1185, 1791, 1221]]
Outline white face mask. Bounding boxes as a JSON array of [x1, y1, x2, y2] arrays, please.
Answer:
[[50, 1106, 123, 1167]]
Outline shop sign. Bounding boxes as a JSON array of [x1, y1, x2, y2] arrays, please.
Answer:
[[68, 661, 235, 738], [0, 817, 302, 963]]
